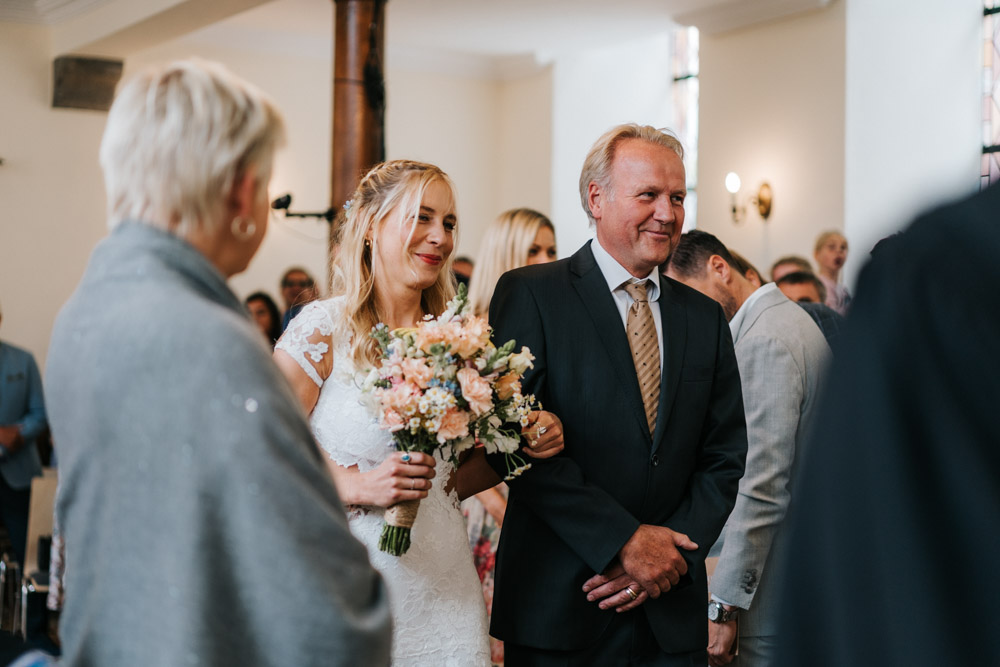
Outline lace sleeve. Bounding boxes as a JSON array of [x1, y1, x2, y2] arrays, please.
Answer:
[[275, 301, 338, 387]]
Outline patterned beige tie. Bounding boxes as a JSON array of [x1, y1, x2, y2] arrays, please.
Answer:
[[623, 280, 660, 436]]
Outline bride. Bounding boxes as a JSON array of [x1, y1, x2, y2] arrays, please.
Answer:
[[273, 160, 564, 665]]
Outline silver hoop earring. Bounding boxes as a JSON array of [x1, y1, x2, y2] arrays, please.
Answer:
[[231, 215, 257, 241]]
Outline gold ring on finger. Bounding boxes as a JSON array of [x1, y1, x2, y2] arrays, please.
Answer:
[[625, 586, 638, 601]]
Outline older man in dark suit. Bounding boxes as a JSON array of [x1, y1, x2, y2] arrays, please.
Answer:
[[487, 124, 747, 666]]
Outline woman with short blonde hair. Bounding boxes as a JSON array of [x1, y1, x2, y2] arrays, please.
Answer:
[[47, 59, 391, 665]]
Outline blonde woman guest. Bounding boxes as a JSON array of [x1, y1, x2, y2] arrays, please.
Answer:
[[814, 230, 852, 314], [464, 207, 557, 665], [44, 60, 390, 666], [273, 163, 565, 666], [468, 208, 558, 317]]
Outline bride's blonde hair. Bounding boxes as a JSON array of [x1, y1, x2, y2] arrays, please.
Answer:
[[332, 159, 457, 367]]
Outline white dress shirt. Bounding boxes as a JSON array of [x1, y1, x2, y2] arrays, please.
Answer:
[[590, 238, 665, 370]]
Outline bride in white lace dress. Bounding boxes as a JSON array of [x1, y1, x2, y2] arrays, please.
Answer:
[[273, 160, 564, 666]]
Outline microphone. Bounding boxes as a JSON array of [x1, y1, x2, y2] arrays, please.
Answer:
[[271, 193, 292, 210]]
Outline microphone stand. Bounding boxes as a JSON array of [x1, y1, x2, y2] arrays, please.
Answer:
[[271, 194, 336, 224]]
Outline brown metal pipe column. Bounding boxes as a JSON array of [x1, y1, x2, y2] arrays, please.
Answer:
[[331, 0, 386, 229]]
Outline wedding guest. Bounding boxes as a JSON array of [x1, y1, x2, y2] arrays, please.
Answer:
[[776, 184, 1000, 667], [279, 266, 318, 331], [487, 123, 747, 664], [464, 206, 558, 665], [0, 303, 47, 566], [666, 231, 829, 667], [769, 255, 812, 283], [44, 59, 391, 666], [775, 271, 826, 304], [727, 250, 764, 289], [245, 290, 282, 347], [273, 159, 565, 665], [453, 255, 475, 287], [813, 230, 851, 314]]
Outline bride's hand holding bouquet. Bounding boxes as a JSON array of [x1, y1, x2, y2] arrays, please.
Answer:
[[363, 285, 554, 555]]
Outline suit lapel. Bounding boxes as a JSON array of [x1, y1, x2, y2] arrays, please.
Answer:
[[652, 275, 686, 451], [569, 243, 651, 442]]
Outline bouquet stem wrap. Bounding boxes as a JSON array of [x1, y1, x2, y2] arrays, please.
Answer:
[[379, 498, 421, 555], [365, 285, 539, 558]]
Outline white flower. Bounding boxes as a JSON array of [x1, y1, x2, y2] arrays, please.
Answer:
[[452, 435, 476, 456], [508, 347, 535, 375], [486, 432, 521, 454]]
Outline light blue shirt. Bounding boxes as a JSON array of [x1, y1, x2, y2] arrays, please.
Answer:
[[590, 237, 665, 370]]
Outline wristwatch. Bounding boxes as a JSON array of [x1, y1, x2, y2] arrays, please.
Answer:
[[708, 600, 739, 623]]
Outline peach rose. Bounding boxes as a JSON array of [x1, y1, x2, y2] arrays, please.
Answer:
[[495, 372, 521, 400], [452, 316, 491, 359], [400, 357, 434, 388], [380, 381, 421, 413], [381, 408, 405, 432], [436, 407, 470, 443], [457, 367, 493, 415], [416, 321, 463, 355]]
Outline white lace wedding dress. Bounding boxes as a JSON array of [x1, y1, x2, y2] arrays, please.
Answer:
[[276, 296, 491, 666]]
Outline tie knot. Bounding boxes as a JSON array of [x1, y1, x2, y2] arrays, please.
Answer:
[[623, 280, 649, 304]]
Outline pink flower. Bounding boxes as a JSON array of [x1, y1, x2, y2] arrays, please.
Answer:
[[437, 407, 470, 443], [379, 381, 421, 413], [457, 367, 493, 415], [381, 409, 405, 432], [400, 357, 433, 388], [452, 315, 491, 358], [415, 321, 462, 354], [495, 372, 521, 400]]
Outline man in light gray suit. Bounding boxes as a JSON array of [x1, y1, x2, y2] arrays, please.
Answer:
[[666, 231, 829, 667]]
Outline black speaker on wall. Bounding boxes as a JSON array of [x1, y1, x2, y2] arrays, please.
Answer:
[[52, 56, 123, 111]]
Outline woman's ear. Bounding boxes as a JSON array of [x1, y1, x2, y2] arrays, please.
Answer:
[[230, 166, 258, 219]]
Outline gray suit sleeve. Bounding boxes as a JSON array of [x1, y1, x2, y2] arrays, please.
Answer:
[[710, 333, 803, 610]]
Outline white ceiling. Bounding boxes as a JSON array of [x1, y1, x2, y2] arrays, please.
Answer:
[[0, 0, 832, 70], [0, 0, 115, 24]]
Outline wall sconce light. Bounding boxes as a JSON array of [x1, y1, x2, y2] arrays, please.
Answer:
[[725, 172, 773, 223]]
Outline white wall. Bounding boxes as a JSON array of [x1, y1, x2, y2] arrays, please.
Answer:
[[0, 14, 554, 368], [549, 33, 674, 259], [496, 68, 553, 220], [0, 23, 109, 368], [126, 37, 335, 302], [842, 0, 981, 286], [385, 68, 501, 262], [697, 2, 846, 278], [697, 0, 982, 289]]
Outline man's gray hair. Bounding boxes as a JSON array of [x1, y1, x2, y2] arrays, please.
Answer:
[[99, 59, 286, 237], [578, 123, 684, 225]]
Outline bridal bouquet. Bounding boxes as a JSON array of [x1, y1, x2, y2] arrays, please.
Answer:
[[364, 284, 538, 556]]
